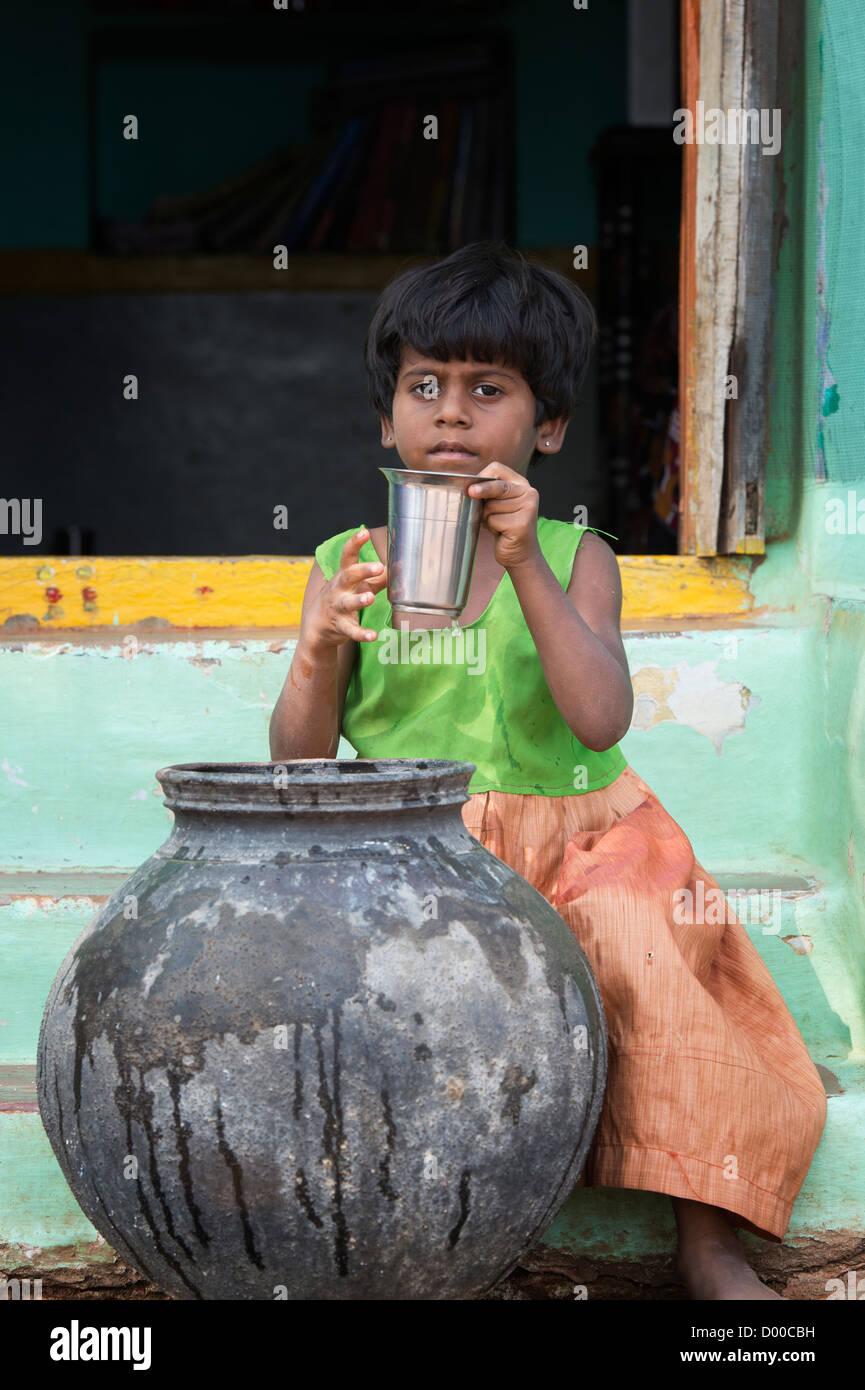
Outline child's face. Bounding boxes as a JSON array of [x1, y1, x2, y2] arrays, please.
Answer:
[[380, 347, 566, 475]]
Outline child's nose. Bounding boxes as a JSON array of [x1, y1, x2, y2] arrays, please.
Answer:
[[435, 388, 472, 422]]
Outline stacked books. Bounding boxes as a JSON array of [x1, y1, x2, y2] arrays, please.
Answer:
[[99, 45, 512, 254]]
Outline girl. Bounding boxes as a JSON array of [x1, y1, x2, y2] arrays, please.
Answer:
[[269, 241, 827, 1301]]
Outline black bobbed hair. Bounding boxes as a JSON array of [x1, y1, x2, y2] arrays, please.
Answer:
[[364, 240, 597, 468]]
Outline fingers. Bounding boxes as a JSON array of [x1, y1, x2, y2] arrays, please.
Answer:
[[343, 561, 386, 587], [334, 557, 383, 641], [338, 530, 386, 587], [468, 477, 516, 497], [335, 587, 375, 614], [337, 536, 389, 603], [468, 484, 528, 512], [339, 527, 371, 563], [341, 528, 380, 557], [467, 474, 539, 515], [331, 595, 377, 643], [469, 480, 501, 496], [338, 530, 384, 580], [468, 477, 525, 497], [304, 530, 382, 645], [343, 619, 377, 643], [309, 531, 385, 648]]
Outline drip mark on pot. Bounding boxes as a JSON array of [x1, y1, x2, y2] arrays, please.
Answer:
[[447, 1168, 471, 1249], [215, 1092, 265, 1270], [136, 1065, 197, 1265], [167, 1068, 210, 1249], [377, 1087, 399, 1202], [313, 1008, 351, 1277], [554, 980, 571, 1035], [293, 1022, 303, 1120], [53, 1070, 64, 1138], [295, 1167, 324, 1228], [500, 1064, 538, 1125], [110, 1067, 174, 1288], [88, 1168, 162, 1290], [70, 1014, 202, 1297], [71, 1000, 90, 1113], [125, 1103, 201, 1298]]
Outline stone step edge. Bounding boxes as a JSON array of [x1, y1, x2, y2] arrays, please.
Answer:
[[0, 869, 837, 903]]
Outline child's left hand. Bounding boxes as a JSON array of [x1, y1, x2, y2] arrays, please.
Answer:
[[467, 463, 541, 570]]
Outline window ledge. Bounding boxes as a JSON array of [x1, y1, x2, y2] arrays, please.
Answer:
[[0, 553, 767, 631]]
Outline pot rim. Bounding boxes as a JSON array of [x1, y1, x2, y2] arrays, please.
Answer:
[[155, 758, 477, 814]]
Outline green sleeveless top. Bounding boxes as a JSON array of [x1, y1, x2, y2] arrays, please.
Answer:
[[313, 517, 628, 796]]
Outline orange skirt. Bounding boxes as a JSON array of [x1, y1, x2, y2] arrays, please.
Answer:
[[460, 764, 828, 1243]]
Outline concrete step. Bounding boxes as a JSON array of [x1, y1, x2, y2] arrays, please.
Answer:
[[1, 864, 863, 1289], [2, 1054, 863, 1293]]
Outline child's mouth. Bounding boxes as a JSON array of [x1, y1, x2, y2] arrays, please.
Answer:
[[428, 447, 478, 462]]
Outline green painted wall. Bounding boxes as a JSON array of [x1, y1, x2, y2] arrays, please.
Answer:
[[754, 0, 865, 1064], [0, 627, 838, 876]]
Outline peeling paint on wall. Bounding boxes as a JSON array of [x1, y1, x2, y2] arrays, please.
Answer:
[[783, 934, 814, 954], [630, 661, 761, 754], [1, 759, 27, 787], [816, 119, 837, 481]]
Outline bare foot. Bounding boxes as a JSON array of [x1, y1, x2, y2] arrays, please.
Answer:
[[676, 1239, 785, 1300], [672, 1196, 785, 1301]]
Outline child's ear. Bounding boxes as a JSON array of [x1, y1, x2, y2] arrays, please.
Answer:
[[380, 414, 396, 448], [535, 416, 569, 456]]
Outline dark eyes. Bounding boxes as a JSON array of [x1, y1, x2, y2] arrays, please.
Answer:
[[409, 382, 502, 398]]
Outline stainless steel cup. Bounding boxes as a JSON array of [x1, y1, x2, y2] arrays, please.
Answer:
[[379, 466, 483, 620]]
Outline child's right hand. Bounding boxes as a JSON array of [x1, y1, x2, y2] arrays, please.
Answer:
[[304, 529, 388, 649]]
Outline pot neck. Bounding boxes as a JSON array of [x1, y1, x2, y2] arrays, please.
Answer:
[[154, 759, 477, 864]]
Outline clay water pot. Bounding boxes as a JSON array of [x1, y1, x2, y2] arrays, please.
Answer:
[[37, 760, 607, 1300]]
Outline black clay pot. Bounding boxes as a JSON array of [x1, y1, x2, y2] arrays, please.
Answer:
[[37, 759, 607, 1300]]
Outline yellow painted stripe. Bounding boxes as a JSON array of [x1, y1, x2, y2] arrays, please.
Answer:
[[619, 554, 758, 622], [0, 554, 758, 630], [0, 557, 311, 629]]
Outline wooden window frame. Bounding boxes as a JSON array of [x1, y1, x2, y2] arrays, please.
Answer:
[[679, 0, 778, 555]]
